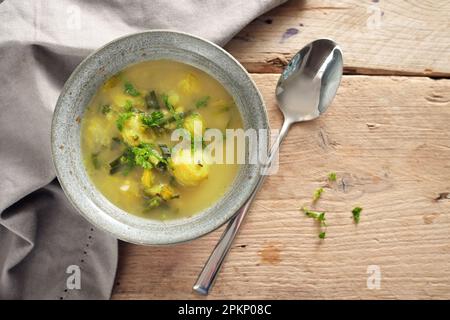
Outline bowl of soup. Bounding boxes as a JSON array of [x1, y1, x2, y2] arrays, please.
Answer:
[[51, 30, 268, 245]]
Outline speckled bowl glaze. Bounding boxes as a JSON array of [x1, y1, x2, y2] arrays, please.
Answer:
[[51, 30, 268, 245]]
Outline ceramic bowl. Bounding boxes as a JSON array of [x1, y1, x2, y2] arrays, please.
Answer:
[[51, 30, 268, 245]]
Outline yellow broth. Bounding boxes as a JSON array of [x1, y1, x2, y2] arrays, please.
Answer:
[[81, 60, 242, 220]]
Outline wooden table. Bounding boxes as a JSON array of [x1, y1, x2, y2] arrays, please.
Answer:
[[112, 0, 450, 299]]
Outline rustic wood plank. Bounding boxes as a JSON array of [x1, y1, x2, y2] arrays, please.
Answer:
[[225, 0, 450, 76], [112, 75, 450, 299]]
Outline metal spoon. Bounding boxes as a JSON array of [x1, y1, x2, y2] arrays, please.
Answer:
[[193, 39, 344, 295]]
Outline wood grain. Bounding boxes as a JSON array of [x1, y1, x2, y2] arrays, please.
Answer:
[[225, 0, 450, 76], [112, 75, 450, 299]]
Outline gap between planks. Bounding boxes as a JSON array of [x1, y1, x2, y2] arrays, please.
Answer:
[[241, 63, 450, 79]]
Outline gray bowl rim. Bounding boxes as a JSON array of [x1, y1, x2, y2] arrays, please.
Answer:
[[51, 29, 269, 245]]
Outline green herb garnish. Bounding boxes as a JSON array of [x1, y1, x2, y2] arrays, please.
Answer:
[[313, 187, 324, 202], [162, 93, 184, 128], [302, 207, 327, 240], [196, 96, 210, 109], [352, 207, 362, 224], [123, 100, 134, 112], [124, 81, 140, 97], [116, 112, 133, 131], [302, 207, 327, 227], [328, 172, 337, 182], [141, 111, 165, 128], [132, 143, 167, 170]]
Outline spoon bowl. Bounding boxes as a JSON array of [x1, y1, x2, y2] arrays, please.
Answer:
[[276, 39, 343, 123]]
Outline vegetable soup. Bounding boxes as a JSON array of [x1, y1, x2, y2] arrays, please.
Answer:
[[81, 60, 243, 220]]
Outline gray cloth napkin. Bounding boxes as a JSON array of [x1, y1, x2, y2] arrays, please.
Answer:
[[0, 0, 284, 299]]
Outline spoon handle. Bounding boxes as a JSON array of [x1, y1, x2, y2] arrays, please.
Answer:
[[193, 119, 292, 295]]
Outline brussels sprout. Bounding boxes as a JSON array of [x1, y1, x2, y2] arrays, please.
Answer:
[[170, 149, 209, 187], [120, 114, 154, 146], [183, 113, 205, 137]]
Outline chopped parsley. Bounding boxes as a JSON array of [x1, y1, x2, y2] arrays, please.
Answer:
[[162, 93, 184, 128], [116, 112, 133, 131], [131, 143, 167, 170], [313, 187, 324, 202], [352, 207, 362, 224], [141, 111, 165, 128], [328, 172, 337, 182], [302, 207, 327, 240], [123, 100, 134, 112], [109, 143, 168, 175], [302, 207, 327, 227], [124, 81, 140, 97], [196, 96, 210, 109]]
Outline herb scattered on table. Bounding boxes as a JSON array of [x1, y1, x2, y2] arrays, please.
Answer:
[[300, 172, 364, 240], [328, 172, 337, 182], [352, 206, 362, 224], [302, 207, 327, 226], [313, 187, 324, 202], [301, 207, 327, 239]]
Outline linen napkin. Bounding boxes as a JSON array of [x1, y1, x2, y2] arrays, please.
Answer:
[[0, 0, 285, 299]]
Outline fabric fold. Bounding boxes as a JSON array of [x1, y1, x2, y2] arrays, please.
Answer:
[[0, 0, 284, 299]]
